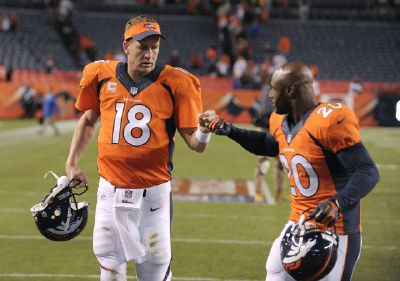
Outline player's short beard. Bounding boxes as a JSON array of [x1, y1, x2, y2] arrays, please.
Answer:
[[274, 89, 291, 115]]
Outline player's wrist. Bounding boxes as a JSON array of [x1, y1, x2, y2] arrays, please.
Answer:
[[195, 127, 211, 143]]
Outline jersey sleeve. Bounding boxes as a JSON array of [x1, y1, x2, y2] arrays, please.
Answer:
[[75, 62, 101, 112], [321, 104, 362, 154], [173, 70, 202, 128], [269, 112, 284, 137]]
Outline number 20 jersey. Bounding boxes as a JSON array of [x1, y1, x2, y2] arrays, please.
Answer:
[[76, 60, 202, 188], [270, 103, 362, 235]]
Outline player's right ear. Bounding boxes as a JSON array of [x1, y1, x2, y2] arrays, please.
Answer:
[[123, 41, 129, 55], [287, 84, 296, 99]]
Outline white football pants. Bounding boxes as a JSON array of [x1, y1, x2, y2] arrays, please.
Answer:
[[93, 177, 172, 281]]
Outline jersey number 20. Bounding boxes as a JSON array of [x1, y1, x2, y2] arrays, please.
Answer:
[[279, 154, 319, 198]]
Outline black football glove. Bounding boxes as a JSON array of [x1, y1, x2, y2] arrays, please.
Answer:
[[310, 199, 340, 227], [208, 116, 232, 136]]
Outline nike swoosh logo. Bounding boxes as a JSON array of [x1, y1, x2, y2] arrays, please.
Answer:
[[150, 207, 161, 212], [337, 118, 345, 124]]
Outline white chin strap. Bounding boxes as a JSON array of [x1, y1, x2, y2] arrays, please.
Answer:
[[44, 171, 70, 189], [31, 171, 71, 214], [44, 170, 60, 180]]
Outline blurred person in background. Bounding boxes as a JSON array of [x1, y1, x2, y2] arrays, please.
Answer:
[[0, 12, 10, 32], [9, 11, 20, 31], [347, 74, 363, 110], [310, 64, 320, 99], [240, 59, 262, 89], [248, 76, 285, 203], [232, 55, 247, 88], [0, 64, 6, 81], [79, 34, 97, 62], [56, 88, 75, 118], [20, 85, 37, 118], [65, 15, 211, 281], [214, 53, 231, 77], [277, 35, 291, 54], [190, 52, 203, 71], [43, 53, 55, 74], [113, 49, 127, 63], [298, 0, 310, 22], [38, 86, 60, 136]]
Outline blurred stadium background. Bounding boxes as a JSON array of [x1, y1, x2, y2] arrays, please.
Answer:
[[0, 0, 399, 280]]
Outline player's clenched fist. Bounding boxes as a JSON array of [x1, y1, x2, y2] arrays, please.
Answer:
[[198, 110, 217, 128], [199, 110, 232, 136]]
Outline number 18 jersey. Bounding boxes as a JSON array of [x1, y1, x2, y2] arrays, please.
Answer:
[[270, 103, 362, 234], [76, 60, 202, 188]]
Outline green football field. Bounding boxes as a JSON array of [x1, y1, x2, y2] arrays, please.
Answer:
[[0, 120, 399, 281]]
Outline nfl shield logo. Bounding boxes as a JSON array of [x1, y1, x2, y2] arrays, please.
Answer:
[[130, 87, 138, 96], [125, 190, 133, 198]]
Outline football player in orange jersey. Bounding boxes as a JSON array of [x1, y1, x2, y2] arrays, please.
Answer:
[[65, 15, 212, 281], [201, 61, 379, 281]]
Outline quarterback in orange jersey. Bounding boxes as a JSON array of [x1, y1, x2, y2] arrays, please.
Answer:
[[201, 61, 379, 281], [66, 15, 212, 281]]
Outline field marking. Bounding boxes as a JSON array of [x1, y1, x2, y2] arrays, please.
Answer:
[[175, 213, 277, 221], [1, 208, 400, 226], [0, 120, 77, 148], [376, 164, 398, 171], [363, 136, 400, 152], [174, 238, 267, 245], [0, 208, 27, 213], [0, 234, 267, 245], [0, 235, 397, 251], [0, 273, 259, 281]]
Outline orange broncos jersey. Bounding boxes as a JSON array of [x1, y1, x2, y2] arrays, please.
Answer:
[[270, 102, 362, 235], [76, 60, 202, 188]]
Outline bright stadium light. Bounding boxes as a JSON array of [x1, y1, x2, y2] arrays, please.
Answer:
[[397, 100, 400, 122]]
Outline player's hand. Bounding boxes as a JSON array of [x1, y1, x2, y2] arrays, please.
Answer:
[[310, 199, 340, 227], [66, 165, 88, 187], [198, 111, 213, 133], [208, 116, 232, 136], [199, 110, 233, 136], [198, 110, 217, 129]]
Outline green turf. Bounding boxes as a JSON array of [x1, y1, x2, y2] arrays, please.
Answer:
[[0, 119, 38, 132], [0, 122, 399, 280]]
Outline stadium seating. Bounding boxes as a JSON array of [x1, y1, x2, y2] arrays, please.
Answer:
[[250, 19, 400, 82], [270, 0, 400, 21], [0, 8, 75, 70], [0, 5, 399, 83], [72, 11, 219, 70]]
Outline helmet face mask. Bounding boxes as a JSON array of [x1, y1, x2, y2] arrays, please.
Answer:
[[280, 215, 339, 281], [31, 172, 89, 241]]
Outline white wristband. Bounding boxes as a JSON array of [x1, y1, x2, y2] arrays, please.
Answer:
[[195, 127, 211, 143]]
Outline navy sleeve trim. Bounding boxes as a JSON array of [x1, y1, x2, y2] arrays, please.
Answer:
[[334, 142, 380, 211], [227, 126, 279, 157]]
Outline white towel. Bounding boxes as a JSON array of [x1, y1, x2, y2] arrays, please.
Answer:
[[113, 188, 148, 264]]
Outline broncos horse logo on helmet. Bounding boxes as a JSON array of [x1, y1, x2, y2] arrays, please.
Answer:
[[31, 171, 90, 241], [280, 214, 339, 281]]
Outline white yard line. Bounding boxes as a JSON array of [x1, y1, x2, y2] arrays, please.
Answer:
[[1, 208, 399, 225], [0, 234, 396, 251], [0, 273, 259, 281], [0, 120, 77, 148], [376, 164, 398, 171]]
